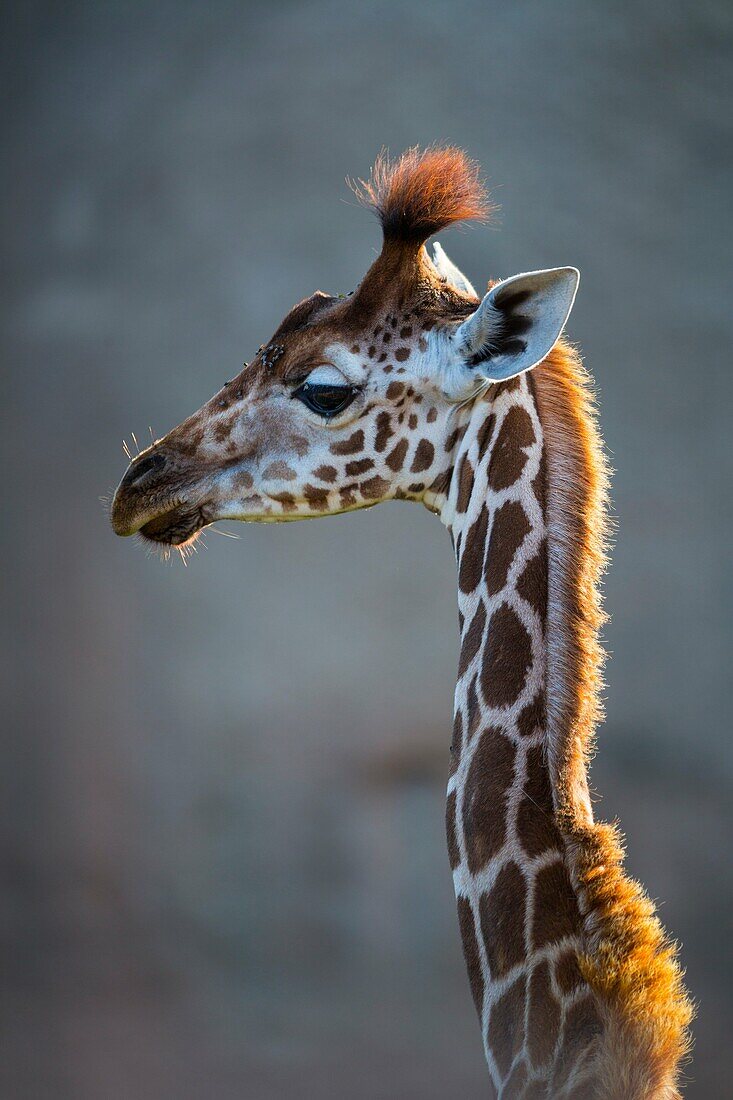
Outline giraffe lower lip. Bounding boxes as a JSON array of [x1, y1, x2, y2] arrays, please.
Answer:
[[139, 505, 207, 546]]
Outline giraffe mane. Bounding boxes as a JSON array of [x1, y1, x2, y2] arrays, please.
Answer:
[[532, 343, 694, 1099], [349, 145, 492, 244]]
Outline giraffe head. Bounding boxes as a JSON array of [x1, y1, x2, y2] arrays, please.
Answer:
[[111, 147, 577, 548]]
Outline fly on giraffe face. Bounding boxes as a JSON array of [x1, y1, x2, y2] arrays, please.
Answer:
[[111, 148, 692, 1099]]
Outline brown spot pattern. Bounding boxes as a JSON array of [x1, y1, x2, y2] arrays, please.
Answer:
[[497, 375, 522, 395], [176, 427, 204, 456], [446, 791, 460, 869], [303, 484, 329, 510], [314, 464, 337, 483], [445, 425, 465, 453], [517, 745, 560, 858], [270, 491, 296, 513], [527, 961, 561, 1069], [360, 475, 389, 499], [466, 674, 482, 743], [451, 709, 464, 766], [464, 729, 516, 873], [485, 501, 531, 597], [488, 406, 536, 491], [516, 690, 546, 738], [214, 420, 233, 442], [531, 860, 582, 950], [395, 346, 410, 361], [345, 457, 374, 476], [488, 976, 526, 1078], [481, 603, 532, 707], [456, 453, 474, 513], [428, 468, 451, 496], [555, 949, 584, 995], [522, 1080, 550, 1100], [411, 438, 434, 473], [385, 438, 409, 472], [374, 412, 393, 452], [476, 411, 496, 458], [289, 435, 309, 457], [458, 505, 489, 594], [457, 600, 486, 679], [503, 1060, 529, 1099], [263, 461, 296, 481], [479, 861, 527, 979], [457, 897, 484, 1015], [330, 430, 364, 455], [516, 538, 548, 619]]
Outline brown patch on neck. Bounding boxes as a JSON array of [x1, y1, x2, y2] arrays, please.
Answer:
[[532, 343, 693, 1099]]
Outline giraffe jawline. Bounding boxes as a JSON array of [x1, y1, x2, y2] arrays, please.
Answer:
[[139, 504, 209, 547]]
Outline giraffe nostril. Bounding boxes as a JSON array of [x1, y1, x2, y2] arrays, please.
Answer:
[[111, 449, 176, 536], [125, 451, 167, 487]]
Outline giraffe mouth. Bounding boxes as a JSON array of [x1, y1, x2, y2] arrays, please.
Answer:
[[111, 448, 214, 545], [138, 504, 210, 547]]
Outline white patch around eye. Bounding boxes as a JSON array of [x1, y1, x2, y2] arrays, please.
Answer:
[[322, 343, 369, 384], [306, 364, 350, 386]]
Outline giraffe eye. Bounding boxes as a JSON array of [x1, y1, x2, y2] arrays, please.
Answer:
[[295, 382, 356, 417], [293, 367, 357, 418]]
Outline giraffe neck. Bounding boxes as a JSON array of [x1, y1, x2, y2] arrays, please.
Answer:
[[436, 354, 691, 1098], [442, 372, 600, 1096]]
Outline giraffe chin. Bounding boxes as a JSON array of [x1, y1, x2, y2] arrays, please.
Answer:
[[138, 505, 209, 548]]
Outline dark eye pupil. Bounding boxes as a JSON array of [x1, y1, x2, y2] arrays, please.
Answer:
[[295, 381, 355, 417]]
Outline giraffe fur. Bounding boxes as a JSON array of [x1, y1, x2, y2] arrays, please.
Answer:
[[111, 147, 693, 1097]]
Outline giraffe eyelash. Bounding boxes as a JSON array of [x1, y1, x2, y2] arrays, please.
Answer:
[[293, 379, 360, 418]]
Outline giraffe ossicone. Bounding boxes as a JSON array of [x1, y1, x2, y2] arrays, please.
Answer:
[[432, 240, 478, 297], [111, 146, 692, 1098]]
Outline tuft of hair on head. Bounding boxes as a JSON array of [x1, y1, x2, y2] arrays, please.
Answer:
[[349, 145, 493, 245]]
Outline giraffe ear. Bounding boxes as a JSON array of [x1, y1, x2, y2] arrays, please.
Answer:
[[454, 267, 579, 382], [431, 242, 478, 298]]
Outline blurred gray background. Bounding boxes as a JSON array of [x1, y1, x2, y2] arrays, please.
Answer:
[[2, 1, 732, 1096]]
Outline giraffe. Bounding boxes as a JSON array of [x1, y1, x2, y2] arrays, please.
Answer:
[[110, 147, 692, 1098]]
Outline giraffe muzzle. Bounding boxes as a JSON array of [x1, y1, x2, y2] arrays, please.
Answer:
[[111, 446, 211, 545]]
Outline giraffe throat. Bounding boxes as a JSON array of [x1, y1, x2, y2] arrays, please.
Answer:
[[443, 372, 602, 1097]]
